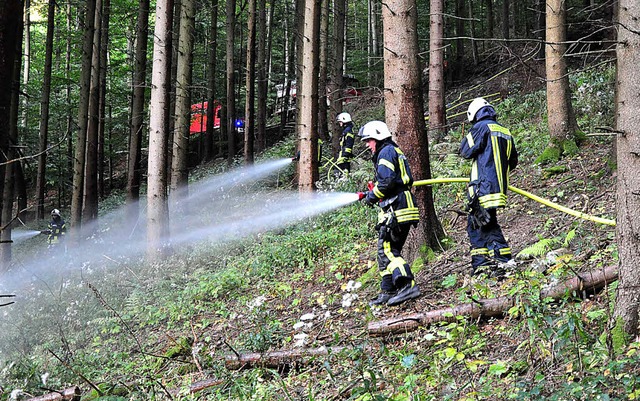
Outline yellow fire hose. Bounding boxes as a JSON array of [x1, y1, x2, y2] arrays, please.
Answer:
[[412, 177, 616, 227]]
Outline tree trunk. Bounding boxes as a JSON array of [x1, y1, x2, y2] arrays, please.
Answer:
[[454, 0, 465, 81], [613, 0, 640, 339], [21, 0, 30, 130], [255, 0, 267, 152], [170, 0, 195, 198], [0, 11, 23, 264], [70, 0, 97, 237], [485, 0, 494, 40], [35, 0, 56, 221], [147, 0, 174, 260], [203, 0, 219, 162], [244, 0, 257, 165], [317, 0, 329, 144], [97, 0, 110, 199], [381, 0, 444, 260], [226, 0, 237, 164], [370, 265, 618, 337], [297, 0, 321, 192], [501, 0, 509, 40], [83, 0, 103, 225], [329, 0, 345, 157], [542, 0, 578, 163], [428, 0, 446, 142], [127, 0, 150, 219]]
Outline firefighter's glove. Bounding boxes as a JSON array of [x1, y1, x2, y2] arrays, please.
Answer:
[[468, 196, 491, 230], [362, 192, 376, 207]]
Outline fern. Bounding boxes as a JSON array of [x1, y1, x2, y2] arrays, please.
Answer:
[[563, 228, 576, 248], [517, 238, 560, 260]]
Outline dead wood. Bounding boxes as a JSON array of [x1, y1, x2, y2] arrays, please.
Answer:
[[168, 377, 224, 397], [225, 345, 350, 370], [24, 386, 81, 401], [368, 265, 618, 337]]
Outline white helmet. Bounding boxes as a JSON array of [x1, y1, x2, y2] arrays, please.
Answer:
[[51, 209, 60, 217], [358, 120, 392, 141], [336, 112, 352, 123], [467, 97, 490, 122]]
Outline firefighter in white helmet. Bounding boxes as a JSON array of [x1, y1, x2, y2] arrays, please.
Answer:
[[460, 98, 518, 277], [358, 120, 421, 307], [334, 112, 355, 175], [41, 209, 67, 247]]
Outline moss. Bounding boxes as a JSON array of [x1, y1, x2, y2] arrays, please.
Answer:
[[611, 316, 630, 355], [535, 146, 561, 164], [543, 165, 568, 178], [562, 139, 579, 156]]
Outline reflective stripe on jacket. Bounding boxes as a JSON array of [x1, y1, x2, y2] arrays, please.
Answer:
[[48, 219, 66, 244], [338, 123, 355, 162], [366, 140, 419, 224], [460, 107, 518, 209]]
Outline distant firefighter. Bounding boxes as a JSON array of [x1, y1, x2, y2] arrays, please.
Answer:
[[334, 112, 355, 175], [42, 209, 66, 247]]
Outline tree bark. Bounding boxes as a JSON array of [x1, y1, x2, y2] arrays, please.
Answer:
[[203, 0, 219, 162], [297, 0, 321, 192], [328, 0, 345, 157], [97, 0, 110, 198], [70, 0, 97, 236], [255, 0, 267, 152], [613, 0, 640, 338], [381, 0, 444, 260], [369, 265, 618, 337], [83, 0, 103, 225], [0, 9, 23, 264], [542, 0, 578, 162], [147, 0, 174, 260], [170, 0, 195, 197], [244, 0, 256, 164], [35, 0, 56, 221], [225, 346, 350, 370], [24, 386, 81, 401], [226, 0, 237, 165], [428, 0, 446, 142], [317, 0, 329, 144], [127, 0, 150, 216]]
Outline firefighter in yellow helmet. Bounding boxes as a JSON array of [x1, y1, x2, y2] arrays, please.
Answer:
[[359, 121, 421, 307]]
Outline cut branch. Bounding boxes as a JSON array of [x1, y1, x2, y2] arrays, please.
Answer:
[[24, 386, 81, 401], [224, 345, 351, 370], [368, 265, 618, 337], [168, 377, 224, 397]]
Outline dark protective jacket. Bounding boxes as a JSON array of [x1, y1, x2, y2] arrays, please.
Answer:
[[337, 122, 355, 163], [366, 139, 419, 224], [460, 106, 518, 209], [48, 218, 66, 244]]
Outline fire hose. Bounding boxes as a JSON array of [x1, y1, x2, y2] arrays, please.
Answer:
[[411, 177, 616, 227]]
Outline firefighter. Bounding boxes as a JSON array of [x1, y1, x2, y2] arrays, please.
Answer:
[[42, 209, 67, 248], [334, 112, 355, 174], [460, 97, 518, 277], [359, 120, 421, 306]]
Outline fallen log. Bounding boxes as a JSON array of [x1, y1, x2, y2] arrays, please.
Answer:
[[168, 377, 225, 397], [24, 386, 81, 401], [368, 265, 618, 337], [225, 345, 350, 370]]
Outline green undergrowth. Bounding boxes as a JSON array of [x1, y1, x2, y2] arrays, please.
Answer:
[[2, 64, 635, 400]]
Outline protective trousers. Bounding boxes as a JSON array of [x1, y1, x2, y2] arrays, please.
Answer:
[[467, 208, 512, 269], [377, 222, 414, 292]]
